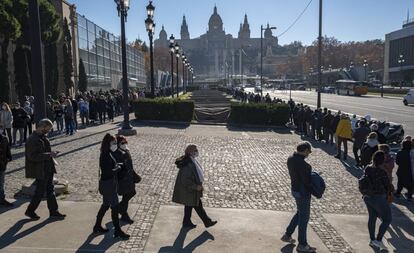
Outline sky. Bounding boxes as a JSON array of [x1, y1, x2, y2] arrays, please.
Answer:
[[70, 0, 414, 46]]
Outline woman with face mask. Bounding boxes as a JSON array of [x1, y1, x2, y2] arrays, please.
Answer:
[[172, 144, 217, 229], [112, 135, 140, 224], [94, 133, 130, 240]]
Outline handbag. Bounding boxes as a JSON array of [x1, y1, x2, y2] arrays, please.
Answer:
[[132, 170, 142, 184]]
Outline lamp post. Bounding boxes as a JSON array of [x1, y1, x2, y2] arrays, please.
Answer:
[[175, 43, 180, 96], [145, 1, 155, 97], [398, 54, 405, 89], [182, 53, 186, 94], [28, 0, 46, 123], [115, 0, 135, 134], [363, 59, 368, 82], [317, 0, 323, 108], [169, 35, 175, 98], [261, 24, 276, 97]]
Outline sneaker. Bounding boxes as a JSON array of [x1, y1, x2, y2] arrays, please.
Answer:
[[369, 240, 381, 249], [281, 234, 296, 244], [205, 220, 217, 228], [49, 211, 66, 219], [376, 241, 388, 251], [297, 244, 316, 252], [25, 210, 40, 220]]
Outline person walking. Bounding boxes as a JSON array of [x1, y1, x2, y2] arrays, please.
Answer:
[[362, 151, 392, 251], [335, 114, 352, 160], [0, 127, 12, 206], [394, 140, 413, 200], [25, 119, 66, 220], [112, 135, 140, 224], [281, 142, 316, 252], [11, 102, 27, 146], [360, 133, 379, 168], [0, 102, 13, 144], [172, 144, 217, 229], [352, 120, 371, 167], [94, 133, 130, 239], [64, 99, 74, 135]]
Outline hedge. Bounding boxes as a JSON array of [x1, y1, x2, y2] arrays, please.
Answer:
[[133, 98, 194, 122], [228, 102, 290, 126]]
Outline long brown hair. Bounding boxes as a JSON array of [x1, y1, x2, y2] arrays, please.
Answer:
[[1, 102, 11, 112], [101, 133, 116, 153]]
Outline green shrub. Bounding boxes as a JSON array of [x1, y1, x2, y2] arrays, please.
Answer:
[[133, 98, 194, 122], [228, 102, 289, 126]]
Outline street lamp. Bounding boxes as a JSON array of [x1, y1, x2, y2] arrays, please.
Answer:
[[317, 0, 323, 108], [169, 35, 175, 98], [261, 24, 276, 97], [175, 43, 180, 96], [363, 59, 368, 82], [182, 54, 186, 94], [115, 0, 135, 134], [145, 1, 156, 97], [28, 0, 47, 123], [398, 54, 405, 89]]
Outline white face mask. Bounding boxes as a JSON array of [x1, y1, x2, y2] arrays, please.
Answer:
[[193, 151, 199, 158], [110, 144, 118, 152], [120, 144, 128, 150]]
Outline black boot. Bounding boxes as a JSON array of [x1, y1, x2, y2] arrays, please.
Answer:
[[120, 212, 134, 224], [94, 205, 109, 234], [112, 206, 130, 240]]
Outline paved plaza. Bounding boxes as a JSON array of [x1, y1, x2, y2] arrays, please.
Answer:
[[1, 116, 414, 252]]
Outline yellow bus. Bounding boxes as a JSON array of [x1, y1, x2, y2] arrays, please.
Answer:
[[335, 80, 368, 96]]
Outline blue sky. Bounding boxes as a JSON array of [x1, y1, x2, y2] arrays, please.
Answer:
[[70, 0, 413, 45]]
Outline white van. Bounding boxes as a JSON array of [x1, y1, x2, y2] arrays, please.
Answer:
[[403, 89, 414, 106]]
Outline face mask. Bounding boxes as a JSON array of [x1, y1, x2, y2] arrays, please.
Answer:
[[120, 144, 128, 150], [193, 151, 199, 158], [110, 144, 118, 152]]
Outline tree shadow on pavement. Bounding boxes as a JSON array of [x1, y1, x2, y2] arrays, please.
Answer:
[[158, 227, 214, 253], [75, 222, 121, 253], [0, 218, 59, 250]]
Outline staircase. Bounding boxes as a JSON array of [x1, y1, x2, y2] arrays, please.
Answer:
[[190, 90, 231, 123]]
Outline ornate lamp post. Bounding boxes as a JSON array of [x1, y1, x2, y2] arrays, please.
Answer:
[[145, 1, 156, 97], [169, 35, 175, 98], [182, 53, 186, 95], [115, 0, 135, 135], [175, 43, 180, 96], [260, 24, 276, 97]]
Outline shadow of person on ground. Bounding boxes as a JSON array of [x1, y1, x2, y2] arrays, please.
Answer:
[[0, 218, 59, 250], [0, 198, 30, 215], [384, 206, 414, 252], [75, 222, 122, 253], [280, 243, 295, 253], [158, 227, 214, 253]]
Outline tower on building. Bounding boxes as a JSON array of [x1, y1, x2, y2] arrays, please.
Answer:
[[238, 14, 250, 39], [181, 15, 190, 39]]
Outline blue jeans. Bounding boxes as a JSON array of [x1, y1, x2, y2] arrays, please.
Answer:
[[363, 195, 392, 241], [0, 170, 5, 200], [286, 191, 311, 246], [65, 118, 74, 134]]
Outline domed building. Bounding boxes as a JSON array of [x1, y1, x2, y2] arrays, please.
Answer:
[[155, 5, 279, 80]]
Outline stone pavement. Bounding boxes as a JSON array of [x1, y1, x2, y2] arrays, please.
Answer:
[[1, 116, 414, 252]]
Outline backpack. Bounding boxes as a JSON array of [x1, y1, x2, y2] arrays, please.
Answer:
[[311, 172, 326, 199], [358, 173, 374, 196]]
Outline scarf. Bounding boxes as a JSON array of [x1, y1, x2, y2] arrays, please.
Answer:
[[191, 157, 204, 183]]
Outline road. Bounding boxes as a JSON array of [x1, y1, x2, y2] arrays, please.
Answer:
[[246, 88, 414, 136]]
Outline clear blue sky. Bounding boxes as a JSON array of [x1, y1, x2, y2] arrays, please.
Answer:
[[70, 0, 413, 46]]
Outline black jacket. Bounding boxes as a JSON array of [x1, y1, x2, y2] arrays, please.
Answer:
[[353, 126, 370, 148], [396, 148, 413, 189], [99, 151, 118, 180], [0, 134, 12, 171], [12, 108, 27, 128], [365, 165, 391, 195], [287, 153, 312, 195]]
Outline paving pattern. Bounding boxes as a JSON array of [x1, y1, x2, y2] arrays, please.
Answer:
[[3, 117, 412, 252]]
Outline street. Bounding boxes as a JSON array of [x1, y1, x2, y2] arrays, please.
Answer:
[[246, 88, 414, 137]]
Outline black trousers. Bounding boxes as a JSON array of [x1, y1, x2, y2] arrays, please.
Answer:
[[353, 146, 361, 164], [183, 199, 212, 226], [119, 191, 136, 215], [27, 171, 58, 214], [95, 204, 120, 231]]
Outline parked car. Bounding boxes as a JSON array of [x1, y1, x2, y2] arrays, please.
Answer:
[[323, 86, 335, 94], [403, 89, 414, 106], [297, 85, 306, 91], [254, 86, 262, 93]]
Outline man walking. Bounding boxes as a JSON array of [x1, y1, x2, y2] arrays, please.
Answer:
[[25, 119, 66, 220], [281, 142, 316, 252]]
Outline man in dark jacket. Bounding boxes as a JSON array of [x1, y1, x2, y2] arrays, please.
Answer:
[[323, 110, 334, 144], [25, 119, 65, 220], [0, 128, 12, 206], [281, 142, 316, 252], [352, 121, 371, 167]]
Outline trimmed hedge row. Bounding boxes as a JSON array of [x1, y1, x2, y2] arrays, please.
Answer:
[[133, 98, 194, 122], [228, 102, 290, 126]]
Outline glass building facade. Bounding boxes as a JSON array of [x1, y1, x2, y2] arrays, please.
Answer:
[[77, 14, 146, 91]]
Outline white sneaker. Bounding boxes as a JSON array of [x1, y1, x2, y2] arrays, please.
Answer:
[[369, 240, 380, 248], [376, 241, 388, 251]]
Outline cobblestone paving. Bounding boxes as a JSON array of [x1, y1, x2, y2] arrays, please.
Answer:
[[4, 118, 393, 253]]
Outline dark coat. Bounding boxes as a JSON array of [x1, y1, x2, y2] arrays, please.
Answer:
[[11, 108, 27, 129], [172, 156, 203, 207], [112, 149, 136, 195], [287, 153, 313, 196], [396, 149, 413, 189], [25, 132, 56, 179], [353, 126, 370, 148], [0, 134, 12, 171]]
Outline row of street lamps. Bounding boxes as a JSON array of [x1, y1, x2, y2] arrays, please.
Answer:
[[169, 35, 194, 98]]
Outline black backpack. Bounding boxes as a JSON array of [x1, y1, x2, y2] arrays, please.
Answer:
[[358, 173, 374, 196]]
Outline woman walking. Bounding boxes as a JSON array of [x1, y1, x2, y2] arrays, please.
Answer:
[[363, 151, 392, 251], [0, 103, 13, 143], [113, 135, 140, 224], [94, 133, 129, 239], [172, 144, 217, 228], [395, 140, 413, 200]]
